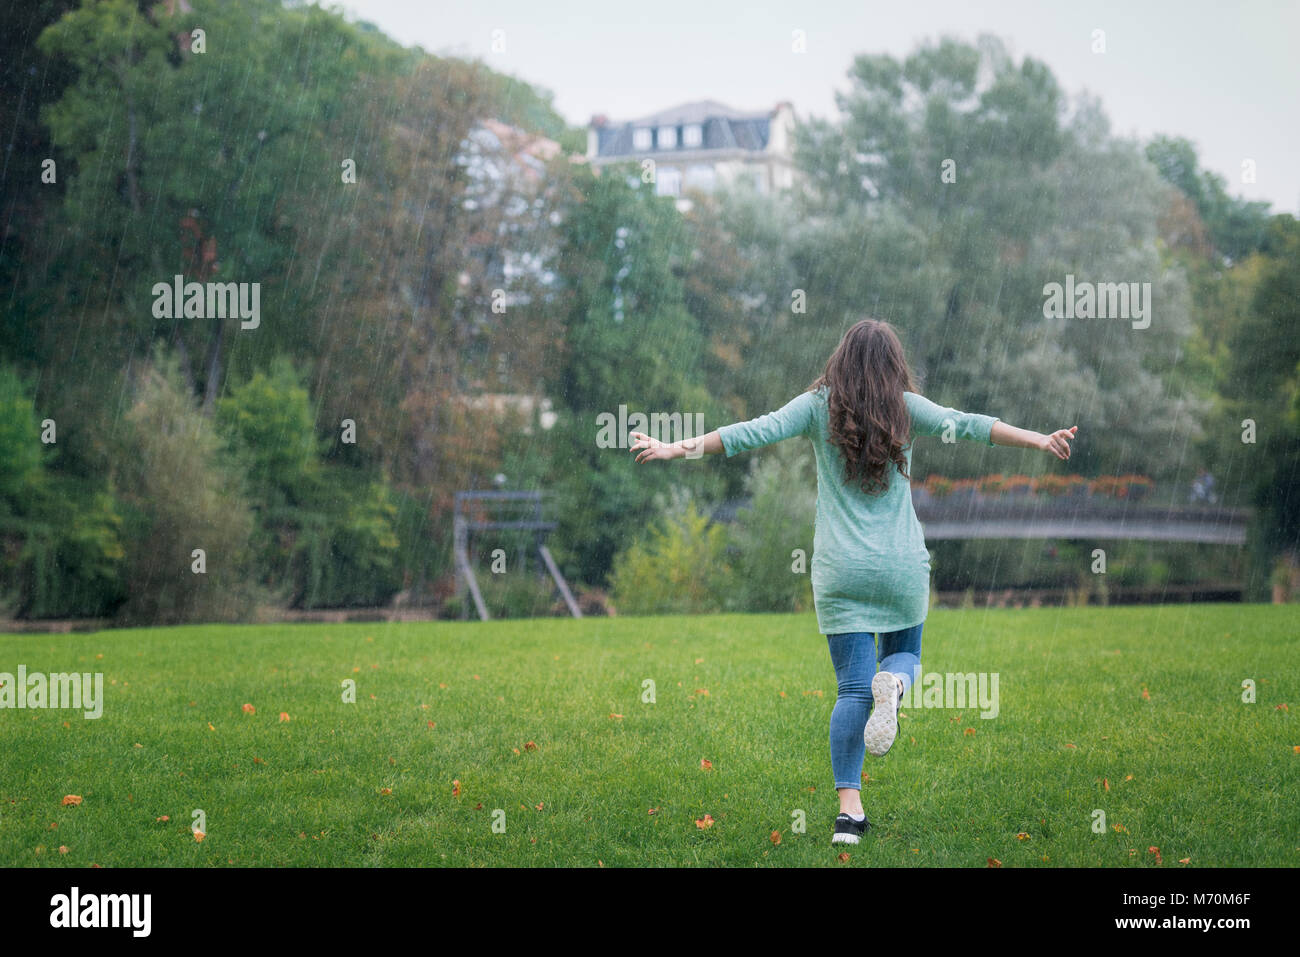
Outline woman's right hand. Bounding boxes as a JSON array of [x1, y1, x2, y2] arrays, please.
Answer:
[[630, 431, 682, 463], [1040, 426, 1078, 461]]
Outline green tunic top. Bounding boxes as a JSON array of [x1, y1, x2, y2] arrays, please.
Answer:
[[717, 386, 999, 636]]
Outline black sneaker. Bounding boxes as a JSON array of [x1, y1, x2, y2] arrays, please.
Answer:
[[831, 812, 870, 845]]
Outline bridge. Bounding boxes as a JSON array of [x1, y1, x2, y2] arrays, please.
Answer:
[[709, 495, 1250, 544], [914, 497, 1248, 544]]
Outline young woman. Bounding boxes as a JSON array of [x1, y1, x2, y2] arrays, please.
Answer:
[[630, 318, 1076, 846]]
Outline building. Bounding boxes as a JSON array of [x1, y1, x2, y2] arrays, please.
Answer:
[[586, 100, 798, 209]]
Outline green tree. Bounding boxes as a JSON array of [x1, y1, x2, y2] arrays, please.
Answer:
[[1145, 135, 1272, 264], [1216, 215, 1300, 590], [546, 167, 726, 585]]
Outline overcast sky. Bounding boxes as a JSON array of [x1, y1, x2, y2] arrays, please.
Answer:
[[332, 0, 1300, 213]]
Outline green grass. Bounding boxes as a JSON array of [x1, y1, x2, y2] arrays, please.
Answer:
[[1, 605, 1296, 867]]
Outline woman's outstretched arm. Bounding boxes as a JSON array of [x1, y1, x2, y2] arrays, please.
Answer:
[[631, 390, 817, 463], [629, 429, 723, 462], [991, 421, 1078, 460]]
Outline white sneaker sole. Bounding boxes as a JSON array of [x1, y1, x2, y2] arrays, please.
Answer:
[[863, 671, 900, 757], [830, 832, 861, 845]]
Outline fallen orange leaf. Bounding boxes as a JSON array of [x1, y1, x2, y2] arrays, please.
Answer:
[[156, 816, 169, 822], [452, 779, 461, 797], [770, 830, 782, 845], [380, 788, 392, 796], [194, 831, 205, 843], [1016, 832, 1030, 840], [524, 741, 537, 751], [1141, 688, 1150, 700], [241, 703, 255, 714], [695, 814, 715, 829], [694, 688, 710, 696], [279, 712, 290, 722], [648, 808, 658, 815], [1103, 778, 1110, 791], [838, 852, 850, 862], [1178, 857, 1190, 865], [987, 857, 1002, 868], [964, 728, 976, 736], [700, 758, 713, 771], [535, 803, 544, 811], [59, 845, 69, 854], [1148, 846, 1162, 865], [61, 795, 82, 807]]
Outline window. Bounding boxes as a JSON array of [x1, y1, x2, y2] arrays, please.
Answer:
[[682, 123, 703, 148], [655, 167, 682, 197], [632, 127, 652, 151], [684, 164, 715, 192], [657, 125, 677, 149]]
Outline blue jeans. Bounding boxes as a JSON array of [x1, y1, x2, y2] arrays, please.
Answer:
[[826, 624, 923, 789]]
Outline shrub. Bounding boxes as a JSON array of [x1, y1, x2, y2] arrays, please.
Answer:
[[112, 346, 256, 625], [728, 439, 816, 613], [609, 491, 735, 615]]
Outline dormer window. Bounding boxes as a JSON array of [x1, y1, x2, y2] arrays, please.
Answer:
[[657, 125, 677, 149], [632, 127, 652, 151], [682, 123, 703, 148]]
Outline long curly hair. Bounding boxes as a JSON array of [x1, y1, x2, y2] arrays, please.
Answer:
[[808, 319, 916, 495]]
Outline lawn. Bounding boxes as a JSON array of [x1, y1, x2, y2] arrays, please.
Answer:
[[0, 604, 1296, 867]]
